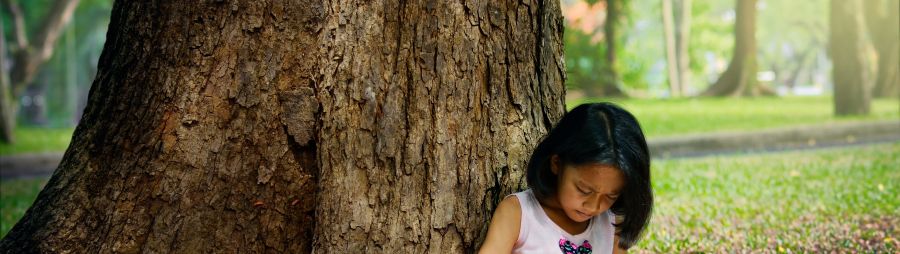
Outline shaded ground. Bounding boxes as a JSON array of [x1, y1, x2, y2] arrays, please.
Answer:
[[649, 120, 900, 158], [0, 153, 61, 180]]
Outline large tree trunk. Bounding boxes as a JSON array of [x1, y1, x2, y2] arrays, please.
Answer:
[[312, 0, 566, 251], [0, 0, 566, 253], [701, 0, 772, 97], [830, 0, 871, 115], [864, 0, 900, 99]]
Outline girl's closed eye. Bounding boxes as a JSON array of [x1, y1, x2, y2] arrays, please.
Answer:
[[576, 185, 592, 195]]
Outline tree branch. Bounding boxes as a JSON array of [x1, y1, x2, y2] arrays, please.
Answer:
[[8, 0, 81, 97], [1, 0, 29, 50]]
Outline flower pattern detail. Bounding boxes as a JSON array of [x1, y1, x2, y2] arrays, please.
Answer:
[[558, 237, 592, 254]]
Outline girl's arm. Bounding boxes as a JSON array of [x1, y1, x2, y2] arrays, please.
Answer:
[[478, 196, 522, 253]]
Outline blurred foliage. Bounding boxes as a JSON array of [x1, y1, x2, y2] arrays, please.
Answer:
[[566, 0, 736, 96], [3, 0, 113, 128], [564, 27, 615, 91], [564, 0, 841, 97], [563, 0, 633, 93], [683, 0, 735, 92], [756, 0, 829, 91]]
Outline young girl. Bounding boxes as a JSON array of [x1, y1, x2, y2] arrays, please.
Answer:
[[480, 103, 653, 254]]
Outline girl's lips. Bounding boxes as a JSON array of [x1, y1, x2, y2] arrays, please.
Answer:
[[576, 211, 590, 219]]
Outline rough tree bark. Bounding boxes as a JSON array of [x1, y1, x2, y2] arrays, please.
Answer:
[[701, 0, 773, 97], [0, 0, 82, 143], [312, 0, 565, 251], [830, 0, 871, 115], [0, 0, 566, 253]]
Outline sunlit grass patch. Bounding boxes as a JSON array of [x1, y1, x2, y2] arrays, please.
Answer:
[[0, 127, 74, 156], [636, 142, 900, 252], [568, 96, 900, 138]]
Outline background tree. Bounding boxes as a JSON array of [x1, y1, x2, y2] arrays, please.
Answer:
[[0, 0, 566, 252], [674, 0, 691, 96], [29, 0, 112, 128], [561, 0, 629, 98], [829, 0, 871, 115], [597, 0, 626, 97], [863, 0, 899, 99], [662, 0, 679, 96], [756, 0, 828, 95], [662, 0, 691, 97], [0, 0, 81, 143], [1, 8, 11, 145], [701, 0, 773, 97]]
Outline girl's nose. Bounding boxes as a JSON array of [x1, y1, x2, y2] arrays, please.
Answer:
[[584, 196, 609, 215]]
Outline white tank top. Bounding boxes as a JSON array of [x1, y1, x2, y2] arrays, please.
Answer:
[[511, 189, 616, 254]]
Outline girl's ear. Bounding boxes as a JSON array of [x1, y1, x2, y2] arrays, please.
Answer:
[[551, 155, 561, 175]]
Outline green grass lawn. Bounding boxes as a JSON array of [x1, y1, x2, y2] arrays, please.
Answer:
[[0, 127, 75, 156], [570, 96, 899, 138], [635, 142, 899, 252]]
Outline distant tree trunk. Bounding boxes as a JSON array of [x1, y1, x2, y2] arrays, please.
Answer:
[[782, 46, 816, 91], [872, 43, 900, 99], [597, 0, 625, 97], [0, 0, 81, 143], [662, 0, 681, 97], [830, 0, 871, 115], [702, 0, 772, 97], [864, 0, 900, 99], [675, 0, 691, 95], [0, 14, 13, 142], [0, 0, 566, 253]]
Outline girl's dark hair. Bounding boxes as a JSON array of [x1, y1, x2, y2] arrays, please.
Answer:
[[526, 102, 652, 249]]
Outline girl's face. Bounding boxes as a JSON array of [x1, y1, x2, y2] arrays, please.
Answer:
[[551, 155, 625, 223]]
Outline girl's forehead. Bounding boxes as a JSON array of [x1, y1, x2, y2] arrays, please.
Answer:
[[568, 163, 624, 190]]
